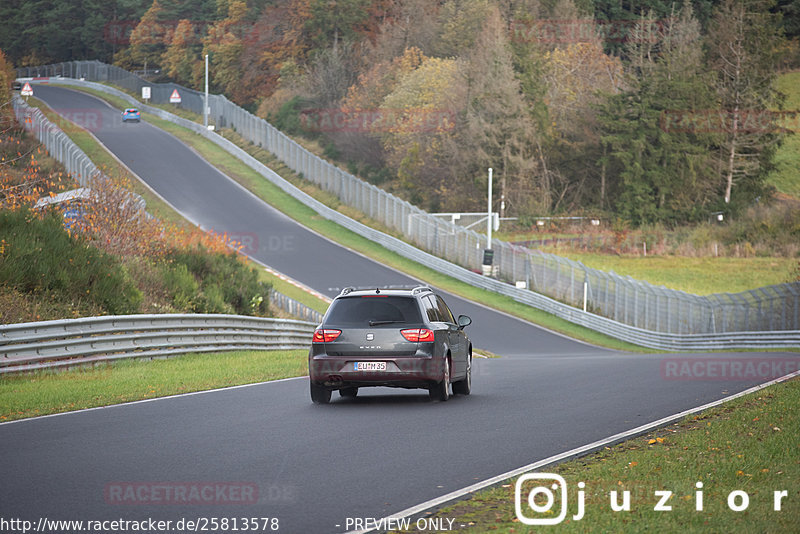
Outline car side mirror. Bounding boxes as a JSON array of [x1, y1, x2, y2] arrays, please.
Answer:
[[457, 315, 472, 329]]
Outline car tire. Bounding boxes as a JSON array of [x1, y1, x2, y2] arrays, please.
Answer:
[[429, 357, 450, 401], [339, 387, 358, 398], [310, 382, 331, 404], [452, 356, 471, 396]]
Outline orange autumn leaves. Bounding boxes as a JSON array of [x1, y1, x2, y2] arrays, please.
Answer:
[[0, 142, 67, 211], [68, 175, 237, 259], [1, 142, 239, 263]]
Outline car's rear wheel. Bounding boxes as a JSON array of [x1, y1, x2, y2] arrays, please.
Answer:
[[339, 387, 358, 398], [310, 382, 331, 404], [429, 357, 450, 401], [452, 356, 471, 396]]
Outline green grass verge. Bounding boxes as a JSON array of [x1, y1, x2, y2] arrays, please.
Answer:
[[0, 349, 307, 422], [56, 84, 647, 352], [258, 268, 330, 314], [394, 376, 799, 533], [532, 253, 796, 295], [767, 71, 800, 198]]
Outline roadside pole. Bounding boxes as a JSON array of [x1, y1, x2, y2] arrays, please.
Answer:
[[482, 168, 494, 276], [204, 54, 209, 129]]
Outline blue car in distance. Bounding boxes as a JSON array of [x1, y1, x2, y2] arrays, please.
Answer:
[[122, 108, 140, 123]]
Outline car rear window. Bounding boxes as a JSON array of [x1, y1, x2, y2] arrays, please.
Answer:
[[325, 296, 423, 326]]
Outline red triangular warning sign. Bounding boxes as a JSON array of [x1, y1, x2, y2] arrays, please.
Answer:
[[169, 89, 181, 103], [21, 83, 34, 96]]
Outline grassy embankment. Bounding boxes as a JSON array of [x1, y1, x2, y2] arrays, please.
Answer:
[[0, 350, 308, 422], [524, 254, 793, 295]]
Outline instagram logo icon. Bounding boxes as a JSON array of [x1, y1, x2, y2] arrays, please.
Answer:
[[515, 473, 582, 525]]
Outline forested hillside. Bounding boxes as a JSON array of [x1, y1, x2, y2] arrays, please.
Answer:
[[2, 0, 798, 226]]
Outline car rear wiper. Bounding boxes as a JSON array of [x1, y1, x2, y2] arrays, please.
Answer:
[[368, 320, 403, 326]]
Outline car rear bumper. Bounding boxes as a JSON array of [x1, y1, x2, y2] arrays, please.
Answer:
[[309, 353, 446, 389]]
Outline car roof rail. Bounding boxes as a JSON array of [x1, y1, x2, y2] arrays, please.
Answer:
[[411, 286, 433, 295]]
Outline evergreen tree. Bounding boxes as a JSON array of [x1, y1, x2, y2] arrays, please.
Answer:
[[305, 0, 372, 55], [599, 5, 720, 224]]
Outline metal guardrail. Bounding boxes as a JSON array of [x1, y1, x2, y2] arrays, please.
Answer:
[[0, 314, 316, 374], [16, 76, 800, 351], [12, 96, 102, 187]]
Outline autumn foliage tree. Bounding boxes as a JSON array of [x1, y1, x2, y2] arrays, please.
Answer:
[[0, 49, 15, 131], [161, 19, 202, 87], [12, 0, 786, 228], [204, 0, 249, 97], [380, 55, 462, 207], [305, 0, 372, 54], [455, 4, 544, 215], [128, 0, 170, 69]]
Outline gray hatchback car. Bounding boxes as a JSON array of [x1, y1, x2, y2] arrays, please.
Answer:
[[308, 286, 472, 403]]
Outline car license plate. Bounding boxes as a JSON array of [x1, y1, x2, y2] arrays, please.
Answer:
[[354, 362, 387, 371]]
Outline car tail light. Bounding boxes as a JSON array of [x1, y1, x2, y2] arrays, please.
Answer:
[[313, 329, 341, 343], [401, 328, 434, 342]]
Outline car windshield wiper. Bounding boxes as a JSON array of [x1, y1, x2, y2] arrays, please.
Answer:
[[368, 320, 402, 326]]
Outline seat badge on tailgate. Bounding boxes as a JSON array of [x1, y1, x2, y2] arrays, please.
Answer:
[[366, 333, 374, 341]]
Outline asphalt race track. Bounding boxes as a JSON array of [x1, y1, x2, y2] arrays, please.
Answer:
[[2, 85, 796, 533]]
